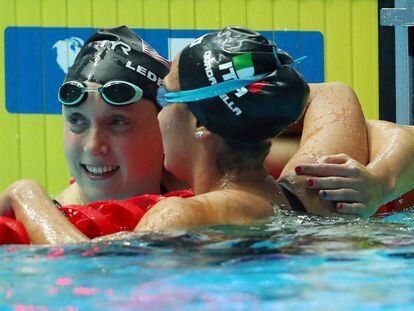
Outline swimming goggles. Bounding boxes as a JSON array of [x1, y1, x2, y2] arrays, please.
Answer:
[[58, 80, 144, 106], [156, 73, 268, 107]]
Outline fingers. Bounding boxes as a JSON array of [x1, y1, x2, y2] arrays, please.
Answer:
[[318, 188, 364, 202], [319, 153, 350, 164], [296, 163, 360, 177], [335, 202, 373, 218], [306, 176, 354, 190]]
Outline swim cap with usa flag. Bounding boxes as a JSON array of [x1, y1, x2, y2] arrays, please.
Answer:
[[65, 25, 170, 103], [178, 26, 309, 142]]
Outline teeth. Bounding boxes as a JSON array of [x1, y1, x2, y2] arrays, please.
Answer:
[[85, 165, 118, 174]]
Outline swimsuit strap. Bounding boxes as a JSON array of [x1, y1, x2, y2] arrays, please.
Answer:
[[279, 184, 307, 212], [160, 183, 169, 195], [52, 199, 62, 207]]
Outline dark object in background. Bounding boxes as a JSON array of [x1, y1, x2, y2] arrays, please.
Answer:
[[379, 0, 396, 122]]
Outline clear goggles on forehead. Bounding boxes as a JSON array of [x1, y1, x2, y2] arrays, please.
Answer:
[[58, 80, 144, 106], [156, 73, 268, 107]]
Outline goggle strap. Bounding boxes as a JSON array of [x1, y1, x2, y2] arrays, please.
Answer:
[[164, 73, 268, 103]]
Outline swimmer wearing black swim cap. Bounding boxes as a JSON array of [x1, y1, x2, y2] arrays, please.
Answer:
[[159, 26, 309, 142], [64, 25, 170, 104]]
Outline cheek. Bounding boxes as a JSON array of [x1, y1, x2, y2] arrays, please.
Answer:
[[158, 108, 172, 135], [63, 128, 81, 160], [115, 127, 164, 169]]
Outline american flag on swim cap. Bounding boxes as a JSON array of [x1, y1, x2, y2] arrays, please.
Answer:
[[142, 41, 171, 69]]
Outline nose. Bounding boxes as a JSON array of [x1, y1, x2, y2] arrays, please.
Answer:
[[83, 127, 110, 156]]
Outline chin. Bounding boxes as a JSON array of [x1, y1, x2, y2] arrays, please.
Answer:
[[164, 158, 177, 176], [164, 159, 188, 183]]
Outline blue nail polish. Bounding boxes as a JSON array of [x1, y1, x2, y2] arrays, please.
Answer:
[[322, 191, 328, 198]]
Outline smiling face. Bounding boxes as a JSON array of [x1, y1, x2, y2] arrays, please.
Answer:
[[63, 82, 164, 201]]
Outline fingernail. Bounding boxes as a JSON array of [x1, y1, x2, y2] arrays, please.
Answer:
[[307, 178, 314, 187], [295, 166, 302, 173], [321, 191, 328, 198], [338, 203, 344, 209]]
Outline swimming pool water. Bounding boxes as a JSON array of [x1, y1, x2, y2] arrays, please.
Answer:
[[1, 209, 414, 310]]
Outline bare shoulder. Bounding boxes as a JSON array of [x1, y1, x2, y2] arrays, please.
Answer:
[[55, 183, 83, 205], [197, 189, 275, 215], [147, 196, 189, 211], [135, 190, 275, 232], [148, 191, 273, 217]]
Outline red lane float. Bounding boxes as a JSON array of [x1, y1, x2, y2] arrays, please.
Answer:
[[0, 189, 193, 245], [0, 216, 30, 244]]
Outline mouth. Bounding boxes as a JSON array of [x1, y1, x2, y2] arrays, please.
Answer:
[[81, 164, 120, 180]]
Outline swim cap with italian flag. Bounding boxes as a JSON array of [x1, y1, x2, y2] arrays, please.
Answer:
[[65, 25, 170, 103], [178, 26, 309, 142]]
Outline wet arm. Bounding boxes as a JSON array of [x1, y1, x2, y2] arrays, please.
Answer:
[[2, 180, 89, 244], [366, 120, 414, 202], [295, 121, 414, 217], [278, 82, 369, 215]]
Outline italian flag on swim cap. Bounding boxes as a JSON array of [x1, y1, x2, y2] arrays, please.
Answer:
[[232, 53, 255, 78]]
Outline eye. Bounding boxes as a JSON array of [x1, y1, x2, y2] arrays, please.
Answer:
[[108, 115, 132, 131], [66, 113, 89, 133]]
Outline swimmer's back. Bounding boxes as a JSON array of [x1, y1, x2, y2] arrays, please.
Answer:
[[135, 188, 284, 231]]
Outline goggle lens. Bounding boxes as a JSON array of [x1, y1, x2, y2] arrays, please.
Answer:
[[101, 81, 143, 106], [59, 82, 85, 105]]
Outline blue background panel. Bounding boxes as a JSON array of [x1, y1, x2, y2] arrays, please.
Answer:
[[4, 27, 324, 114]]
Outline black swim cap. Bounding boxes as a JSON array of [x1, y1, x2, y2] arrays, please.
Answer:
[[178, 26, 309, 142], [65, 25, 170, 102]]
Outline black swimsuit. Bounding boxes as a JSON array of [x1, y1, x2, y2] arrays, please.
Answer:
[[280, 184, 307, 212]]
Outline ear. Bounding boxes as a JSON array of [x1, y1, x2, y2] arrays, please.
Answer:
[[194, 126, 213, 142]]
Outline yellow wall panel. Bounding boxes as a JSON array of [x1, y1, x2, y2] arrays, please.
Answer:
[[220, 0, 247, 27], [0, 0, 380, 194], [117, 0, 144, 27], [352, 0, 379, 119], [273, 0, 299, 30], [246, 0, 273, 31], [92, 0, 119, 27], [42, 0, 70, 194], [299, 0, 325, 32], [67, 0, 93, 27], [0, 1, 20, 191], [16, 0, 47, 186], [325, 0, 353, 85], [170, 0, 195, 29], [194, 0, 220, 29], [143, 0, 169, 28]]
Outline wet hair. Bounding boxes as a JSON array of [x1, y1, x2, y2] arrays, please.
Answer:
[[216, 138, 271, 175]]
